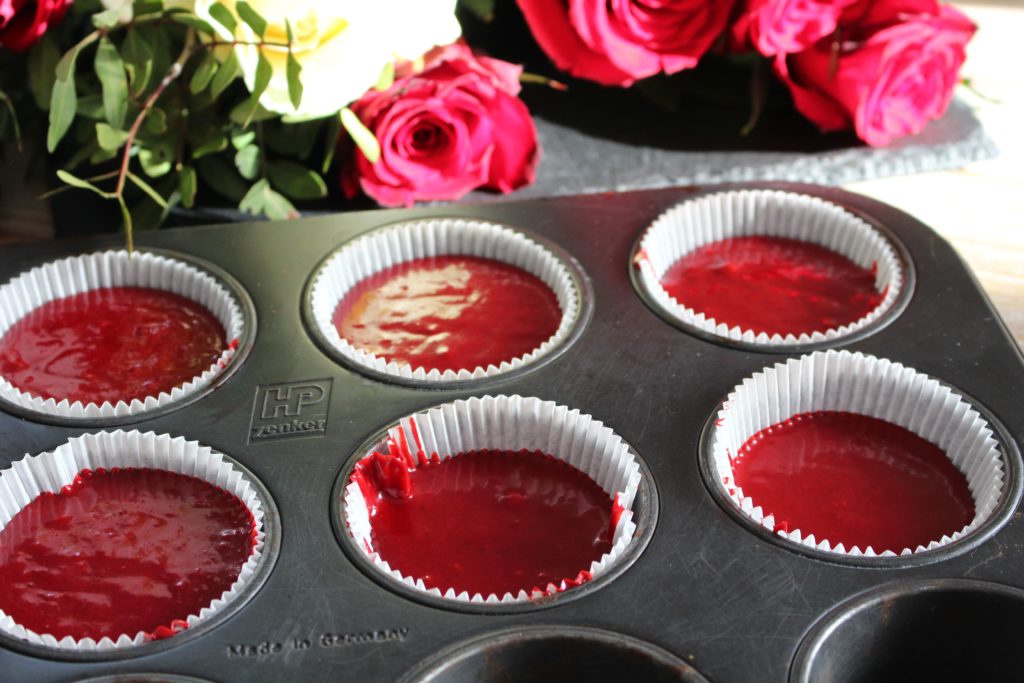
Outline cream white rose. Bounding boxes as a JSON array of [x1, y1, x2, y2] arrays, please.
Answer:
[[193, 0, 461, 119]]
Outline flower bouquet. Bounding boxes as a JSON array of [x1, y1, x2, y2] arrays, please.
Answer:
[[0, 0, 976, 240]]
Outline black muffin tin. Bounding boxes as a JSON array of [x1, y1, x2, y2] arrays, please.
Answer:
[[0, 182, 1022, 683]]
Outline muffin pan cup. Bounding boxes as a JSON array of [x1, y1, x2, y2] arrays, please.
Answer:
[[0, 182, 1021, 682], [630, 189, 914, 352], [305, 219, 591, 387], [335, 394, 650, 609], [0, 248, 255, 424], [0, 430, 278, 657]]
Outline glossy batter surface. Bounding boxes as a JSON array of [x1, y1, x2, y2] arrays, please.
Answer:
[[731, 411, 975, 552], [0, 287, 226, 404], [660, 236, 883, 336], [0, 468, 256, 640], [352, 449, 613, 596], [333, 256, 561, 372]]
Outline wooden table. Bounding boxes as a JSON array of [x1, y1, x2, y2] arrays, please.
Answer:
[[1, 1, 1020, 345]]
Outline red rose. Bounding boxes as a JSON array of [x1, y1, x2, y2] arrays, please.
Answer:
[[0, 0, 71, 52], [732, 0, 859, 56], [776, 1, 975, 146], [344, 42, 539, 208], [516, 0, 738, 87]]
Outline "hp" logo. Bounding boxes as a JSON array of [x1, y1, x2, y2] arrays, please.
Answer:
[[250, 379, 332, 442]]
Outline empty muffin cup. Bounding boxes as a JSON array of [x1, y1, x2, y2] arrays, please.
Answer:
[[306, 219, 586, 384], [632, 189, 908, 348], [703, 349, 1014, 562], [400, 625, 707, 683], [0, 250, 249, 421], [0, 430, 274, 654], [338, 395, 646, 607]]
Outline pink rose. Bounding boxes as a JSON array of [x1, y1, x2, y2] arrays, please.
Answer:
[[732, 0, 859, 56], [777, 1, 975, 146], [0, 0, 71, 52], [344, 42, 539, 208], [516, 0, 738, 87]]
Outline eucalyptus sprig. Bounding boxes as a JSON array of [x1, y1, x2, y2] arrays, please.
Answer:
[[35, 0, 376, 249]]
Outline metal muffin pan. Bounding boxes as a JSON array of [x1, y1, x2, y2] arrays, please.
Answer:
[[0, 182, 1021, 682]]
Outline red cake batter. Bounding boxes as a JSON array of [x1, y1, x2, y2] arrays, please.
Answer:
[[660, 236, 884, 336], [0, 287, 227, 405], [351, 449, 615, 596], [333, 256, 561, 372], [0, 468, 256, 641], [730, 411, 975, 552]]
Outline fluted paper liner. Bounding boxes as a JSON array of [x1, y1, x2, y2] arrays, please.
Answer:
[[342, 395, 642, 603], [0, 250, 245, 419], [709, 350, 1004, 557], [634, 190, 904, 346], [309, 220, 580, 382], [0, 430, 268, 651]]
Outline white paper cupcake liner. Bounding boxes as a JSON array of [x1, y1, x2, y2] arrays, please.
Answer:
[[633, 190, 904, 346], [0, 430, 267, 651], [709, 350, 1004, 557], [0, 250, 245, 419], [309, 220, 580, 382], [342, 395, 642, 603]]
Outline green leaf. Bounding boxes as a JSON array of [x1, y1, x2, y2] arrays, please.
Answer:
[[94, 36, 129, 129], [286, 51, 303, 110], [208, 2, 237, 33], [48, 34, 98, 153], [234, 145, 260, 180], [90, 147, 119, 164], [340, 107, 380, 163], [96, 122, 129, 150], [197, 154, 248, 201], [375, 61, 395, 92], [123, 28, 153, 96], [240, 178, 298, 220], [76, 94, 105, 120], [460, 0, 496, 22], [179, 165, 197, 208], [268, 160, 327, 200], [235, 1, 267, 37], [168, 13, 216, 34], [144, 107, 167, 135], [28, 33, 60, 111], [56, 169, 115, 198], [251, 51, 272, 100], [139, 141, 174, 177], [132, 0, 164, 16], [230, 129, 256, 150], [191, 129, 228, 158], [92, 6, 124, 28], [190, 53, 219, 94], [321, 114, 340, 173], [127, 171, 169, 208], [229, 99, 276, 125], [209, 50, 241, 98]]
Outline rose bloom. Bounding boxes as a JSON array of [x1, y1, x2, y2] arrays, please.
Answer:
[[0, 0, 71, 52], [342, 42, 539, 207], [516, 0, 737, 86], [776, 0, 975, 146], [194, 0, 461, 118], [731, 0, 859, 56]]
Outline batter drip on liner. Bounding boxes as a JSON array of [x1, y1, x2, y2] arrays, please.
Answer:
[[351, 449, 617, 597], [0, 287, 227, 405], [730, 411, 975, 553], [0, 468, 256, 641], [332, 256, 561, 373], [660, 236, 884, 337]]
